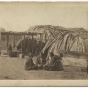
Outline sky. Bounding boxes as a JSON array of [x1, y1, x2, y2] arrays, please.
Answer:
[[0, 2, 88, 31]]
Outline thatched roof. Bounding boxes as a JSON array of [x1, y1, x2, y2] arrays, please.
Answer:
[[42, 32, 87, 59], [27, 25, 68, 39]]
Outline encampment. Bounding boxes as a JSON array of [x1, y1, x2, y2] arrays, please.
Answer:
[[15, 25, 66, 55]]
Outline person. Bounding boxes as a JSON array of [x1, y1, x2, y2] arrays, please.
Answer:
[[55, 53, 64, 71], [32, 52, 44, 69], [25, 38, 32, 55], [25, 53, 37, 70], [7, 44, 12, 57], [43, 52, 56, 71], [36, 52, 45, 69], [32, 39, 37, 56], [36, 40, 41, 55]]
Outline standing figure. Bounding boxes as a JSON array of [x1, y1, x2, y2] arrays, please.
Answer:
[[35, 40, 40, 55], [32, 39, 37, 56], [7, 44, 12, 57], [25, 38, 32, 55]]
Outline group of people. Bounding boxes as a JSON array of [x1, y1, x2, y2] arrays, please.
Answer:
[[25, 52, 63, 71], [7, 40, 64, 71], [17, 37, 45, 56]]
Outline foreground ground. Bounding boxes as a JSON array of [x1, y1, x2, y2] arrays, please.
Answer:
[[0, 56, 87, 80]]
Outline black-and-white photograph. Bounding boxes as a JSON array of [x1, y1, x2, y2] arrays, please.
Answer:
[[0, 2, 87, 83]]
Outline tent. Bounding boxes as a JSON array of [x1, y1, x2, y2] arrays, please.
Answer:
[[42, 32, 86, 58]]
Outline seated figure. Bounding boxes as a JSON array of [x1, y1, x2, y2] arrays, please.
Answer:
[[43, 52, 56, 71], [25, 53, 37, 70], [54, 53, 64, 71], [43, 52, 64, 71], [32, 52, 44, 69]]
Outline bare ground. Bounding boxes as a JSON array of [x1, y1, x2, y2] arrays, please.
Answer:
[[0, 56, 87, 80]]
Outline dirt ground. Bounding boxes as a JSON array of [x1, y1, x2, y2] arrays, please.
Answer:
[[0, 56, 87, 80]]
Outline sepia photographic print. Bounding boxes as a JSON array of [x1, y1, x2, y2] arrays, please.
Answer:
[[0, 2, 88, 86]]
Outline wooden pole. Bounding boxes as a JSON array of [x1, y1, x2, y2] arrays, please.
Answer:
[[87, 59, 88, 74], [7, 35, 9, 47], [20, 34, 25, 58], [32, 34, 33, 56], [40, 33, 42, 51], [13, 35, 15, 48], [21, 34, 22, 54], [24, 35, 25, 54], [87, 64, 88, 74], [87, 11, 88, 74]]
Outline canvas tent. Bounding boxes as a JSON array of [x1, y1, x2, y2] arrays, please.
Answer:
[[42, 32, 86, 58]]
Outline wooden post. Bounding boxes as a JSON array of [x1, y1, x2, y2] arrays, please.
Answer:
[[40, 33, 42, 51], [19, 34, 24, 58], [87, 59, 88, 74], [7, 35, 9, 47], [87, 65, 88, 74], [32, 34, 33, 56], [13, 35, 15, 48], [21, 34, 22, 54], [24, 35, 25, 54]]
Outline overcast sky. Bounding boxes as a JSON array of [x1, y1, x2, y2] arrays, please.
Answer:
[[0, 2, 88, 31]]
